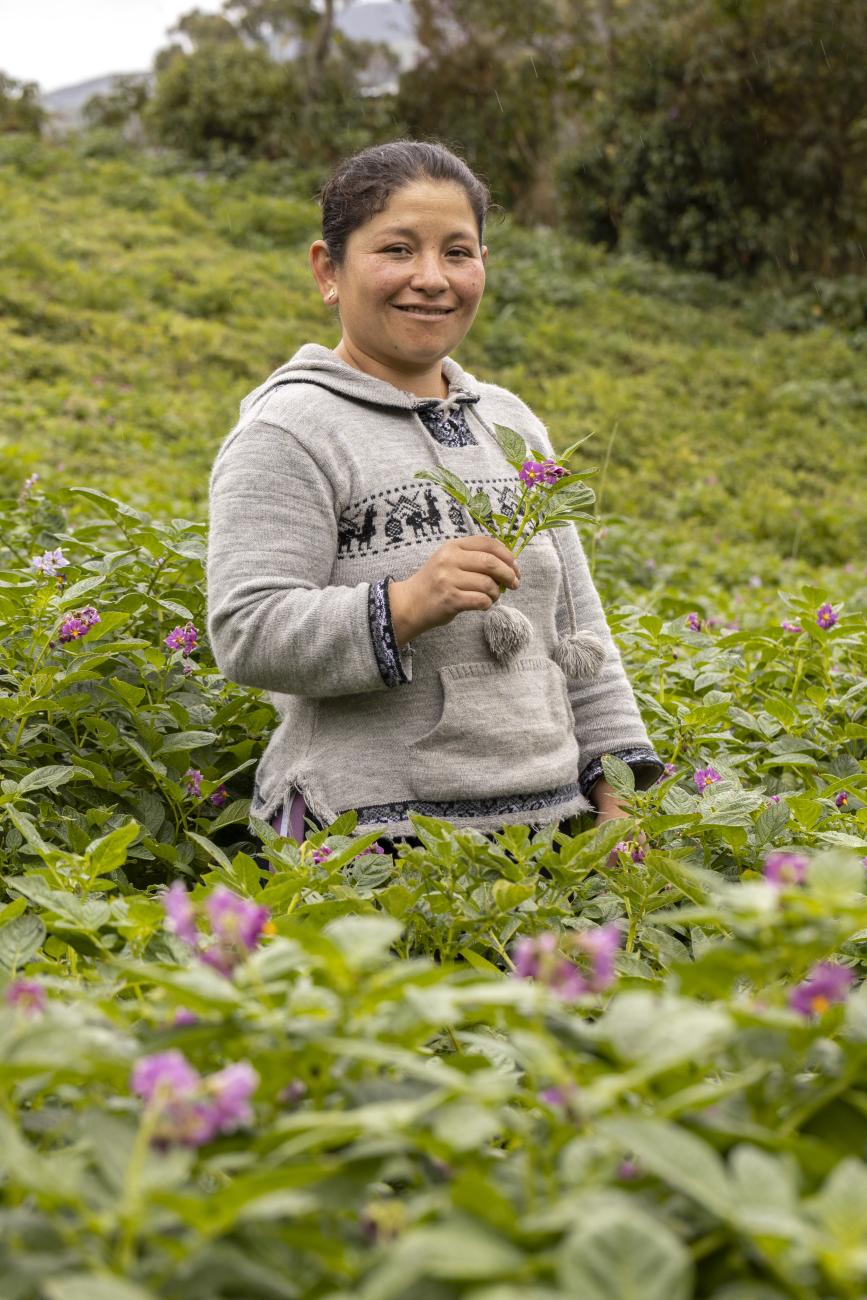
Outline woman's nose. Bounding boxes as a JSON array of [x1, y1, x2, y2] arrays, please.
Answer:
[[409, 253, 450, 293]]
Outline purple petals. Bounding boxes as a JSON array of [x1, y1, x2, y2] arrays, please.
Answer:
[[512, 924, 621, 997], [131, 1049, 259, 1148], [789, 962, 854, 1018], [835, 791, 849, 809], [519, 458, 568, 488], [694, 766, 722, 793], [183, 769, 203, 798], [164, 622, 199, 657], [132, 1049, 201, 1103], [57, 606, 101, 644], [5, 978, 46, 1017], [780, 620, 803, 634], [163, 880, 199, 946], [685, 612, 702, 632], [763, 851, 808, 887], [816, 602, 838, 630], [161, 881, 272, 978], [209, 784, 229, 807], [31, 547, 69, 577]]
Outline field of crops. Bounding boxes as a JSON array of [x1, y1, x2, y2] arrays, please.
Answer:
[[2, 137, 867, 1299]]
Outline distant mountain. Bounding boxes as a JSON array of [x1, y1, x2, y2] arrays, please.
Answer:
[[39, 2, 416, 125], [41, 73, 151, 128]]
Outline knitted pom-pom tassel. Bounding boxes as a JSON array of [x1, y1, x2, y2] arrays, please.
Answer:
[[553, 631, 606, 681], [483, 602, 533, 665]]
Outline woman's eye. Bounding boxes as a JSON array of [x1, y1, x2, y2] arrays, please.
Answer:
[[448, 248, 472, 258], [384, 245, 411, 254]]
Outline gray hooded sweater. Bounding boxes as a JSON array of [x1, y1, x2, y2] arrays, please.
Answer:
[[207, 344, 662, 838]]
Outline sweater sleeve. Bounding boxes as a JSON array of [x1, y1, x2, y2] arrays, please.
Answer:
[[206, 418, 413, 697], [504, 399, 663, 786]]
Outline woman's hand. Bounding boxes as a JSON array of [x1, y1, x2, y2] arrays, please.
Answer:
[[591, 777, 631, 824], [389, 537, 521, 647]]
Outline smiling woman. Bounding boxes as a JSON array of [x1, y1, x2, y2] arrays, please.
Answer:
[[205, 140, 663, 852]]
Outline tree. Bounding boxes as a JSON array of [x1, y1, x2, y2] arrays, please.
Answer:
[[0, 72, 45, 135]]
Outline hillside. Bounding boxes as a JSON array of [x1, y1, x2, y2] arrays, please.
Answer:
[[2, 137, 865, 576]]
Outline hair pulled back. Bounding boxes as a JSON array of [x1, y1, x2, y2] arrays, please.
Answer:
[[319, 140, 491, 266]]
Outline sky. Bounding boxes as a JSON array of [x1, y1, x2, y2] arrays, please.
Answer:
[[0, 0, 228, 93]]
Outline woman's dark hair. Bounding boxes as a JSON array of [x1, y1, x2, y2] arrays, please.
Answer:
[[318, 139, 491, 266]]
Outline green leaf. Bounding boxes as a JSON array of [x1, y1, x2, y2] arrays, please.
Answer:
[[88, 820, 140, 874], [43, 1278, 159, 1300], [0, 913, 46, 969], [492, 423, 527, 464], [596, 1116, 733, 1219], [324, 914, 402, 966], [753, 800, 791, 846], [806, 851, 865, 900], [558, 1201, 693, 1300], [18, 765, 79, 794], [600, 754, 636, 797], [157, 729, 218, 753], [492, 879, 534, 912]]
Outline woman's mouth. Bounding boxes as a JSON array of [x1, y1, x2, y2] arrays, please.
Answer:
[[392, 304, 455, 318]]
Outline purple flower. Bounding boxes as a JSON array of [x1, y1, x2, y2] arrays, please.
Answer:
[[206, 887, 270, 952], [31, 547, 69, 577], [763, 851, 808, 887], [182, 660, 195, 677], [512, 933, 586, 999], [575, 923, 621, 992], [835, 791, 849, 809], [789, 962, 854, 1018], [206, 1061, 258, 1132], [164, 622, 199, 657], [209, 784, 229, 808], [781, 620, 803, 634], [5, 978, 46, 1017], [312, 845, 333, 865], [184, 769, 203, 799], [686, 612, 702, 632], [519, 460, 547, 487], [172, 1007, 199, 1027], [694, 766, 722, 793], [540, 458, 568, 485], [358, 842, 386, 856], [655, 762, 676, 785], [57, 606, 101, 644], [767, 794, 782, 805], [19, 472, 40, 502], [132, 1049, 201, 1103], [608, 839, 646, 865], [748, 575, 762, 588], [816, 603, 838, 630], [617, 1157, 641, 1180], [131, 1050, 257, 1148], [199, 886, 271, 974], [163, 880, 199, 946], [279, 1079, 307, 1106]]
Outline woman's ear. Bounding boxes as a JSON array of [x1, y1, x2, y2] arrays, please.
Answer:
[[481, 245, 488, 264], [309, 240, 338, 303]]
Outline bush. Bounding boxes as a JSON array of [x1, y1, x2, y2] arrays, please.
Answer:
[[557, 0, 867, 277], [0, 71, 45, 136]]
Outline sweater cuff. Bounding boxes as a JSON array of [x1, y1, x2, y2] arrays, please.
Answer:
[[579, 747, 665, 803], [368, 576, 413, 689]]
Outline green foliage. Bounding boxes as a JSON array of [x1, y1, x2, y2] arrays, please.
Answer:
[[0, 71, 45, 135], [2, 145, 865, 567], [556, 0, 867, 276], [1, 436, 866, 1294]]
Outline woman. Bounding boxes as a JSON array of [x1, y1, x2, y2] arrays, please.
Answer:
[[206, 140, 663, 852]]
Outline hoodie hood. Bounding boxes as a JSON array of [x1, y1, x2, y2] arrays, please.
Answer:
[[239, 343, 481, 424]]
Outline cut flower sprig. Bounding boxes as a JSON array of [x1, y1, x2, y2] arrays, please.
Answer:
[[414, 424, 597, 583]]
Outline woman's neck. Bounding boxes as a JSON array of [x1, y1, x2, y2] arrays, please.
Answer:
[[333, 339, 449, 400]]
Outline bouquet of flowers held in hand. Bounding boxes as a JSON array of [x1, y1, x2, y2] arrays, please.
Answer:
[[414, 426, 606, 679]]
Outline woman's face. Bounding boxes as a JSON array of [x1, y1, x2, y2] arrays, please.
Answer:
[[325, 179, 487, 381]]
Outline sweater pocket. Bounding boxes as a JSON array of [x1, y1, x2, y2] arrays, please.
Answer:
[[406, 656, 579, 801]]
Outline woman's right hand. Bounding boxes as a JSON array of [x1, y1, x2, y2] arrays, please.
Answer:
[[389, 537, 522, 648]]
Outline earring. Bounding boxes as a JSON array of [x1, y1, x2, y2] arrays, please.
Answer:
[[327, 288, 336, 301]]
